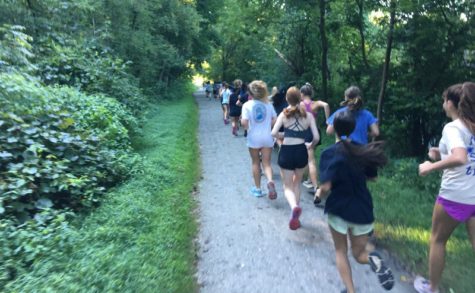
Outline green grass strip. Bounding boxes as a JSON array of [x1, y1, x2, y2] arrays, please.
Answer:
[[7, 84, 199, 293], [371, 177, 475, 293]]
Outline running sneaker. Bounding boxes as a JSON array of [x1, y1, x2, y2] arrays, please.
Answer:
[[368, 252, 395, 290], [267, 181, 277, 200], [232, 126, 238, 136], [414, 276, 439, 293], [250, 187, 264, 197], [289, 206, 302, 230], [302, 180, 313, 189], [307, 185, 318, 195], [313, 189, 325, 208]]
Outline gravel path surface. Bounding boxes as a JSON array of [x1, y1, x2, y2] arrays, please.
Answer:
[[195, 88, 414, 293]]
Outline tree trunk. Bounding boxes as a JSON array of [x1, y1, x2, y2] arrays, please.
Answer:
[[376, 0, 396, 126], [319, 0, 329, 100], [355, 0, 369, 68], [273, 48, 297, 73]]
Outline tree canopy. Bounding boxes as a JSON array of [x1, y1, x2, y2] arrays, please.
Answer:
[[206, 0, 474, 156]]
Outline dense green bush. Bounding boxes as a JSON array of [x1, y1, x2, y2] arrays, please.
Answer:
[[380, 157, 441, 197], [1, 73, 138, 218], [36, 37, 149, 115], [0, 72, 141, 284], [0, 209, 75, 287]]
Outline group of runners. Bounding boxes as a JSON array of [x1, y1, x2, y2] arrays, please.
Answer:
[[203, 80, 475, 293]]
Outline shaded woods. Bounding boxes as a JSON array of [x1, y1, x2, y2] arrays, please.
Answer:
[[205, 0, 474, 157]]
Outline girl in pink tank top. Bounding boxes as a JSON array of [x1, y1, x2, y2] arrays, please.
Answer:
[[299, 83, 330, 195]]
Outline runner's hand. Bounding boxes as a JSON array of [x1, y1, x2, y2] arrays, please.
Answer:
[[419, 161, 432, 176]]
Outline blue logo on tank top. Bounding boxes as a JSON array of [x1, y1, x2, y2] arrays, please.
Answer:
[[253, 103, 266, 123]]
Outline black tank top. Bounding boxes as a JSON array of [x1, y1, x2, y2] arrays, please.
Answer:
[[284, 117, 307, 139]]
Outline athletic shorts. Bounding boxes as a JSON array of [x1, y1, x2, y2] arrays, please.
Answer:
[[328, 213, 374, 236], [437, 196, 475, 222], [278, 143, 308, 170]]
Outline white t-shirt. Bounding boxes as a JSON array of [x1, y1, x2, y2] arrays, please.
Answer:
[[221, 88, 231, 104], [242, 100, 277, 148], [439, 119, 475, 204]]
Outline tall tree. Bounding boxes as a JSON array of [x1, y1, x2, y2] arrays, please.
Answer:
[[319, 0, 329, 100], [376, 0, 396, 126]]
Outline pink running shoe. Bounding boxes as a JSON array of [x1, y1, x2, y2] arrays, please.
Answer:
[[289, 206, 302, 230], [267, 181, 277, 200]]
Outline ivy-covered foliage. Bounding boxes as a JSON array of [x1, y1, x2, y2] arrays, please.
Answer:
[[0, 24, 141, 285]]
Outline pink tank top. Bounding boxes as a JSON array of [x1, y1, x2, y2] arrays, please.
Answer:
[[303, 100, 317, 118]]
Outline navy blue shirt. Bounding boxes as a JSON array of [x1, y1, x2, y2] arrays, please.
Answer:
[[319, 142, 377, 224]]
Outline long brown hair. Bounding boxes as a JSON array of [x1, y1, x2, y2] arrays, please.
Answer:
[[334, 111, 387, 169], [283, 86, 307, 118], [458, 82, 475, 135]]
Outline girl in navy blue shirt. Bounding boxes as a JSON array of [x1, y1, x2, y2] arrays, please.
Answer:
[[316, 110, 394, 293]]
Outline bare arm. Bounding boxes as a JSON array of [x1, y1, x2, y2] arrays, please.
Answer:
[[369, 123, 380, 138], [326, 124, 335, 135], [307, 115, 320, 148], [271, 113, 284, 138], [428, 147, 441, 161], [419, 147, 467, 176], [241, 119, 249, 129], [314, 101, 330, 121], [315, 181, 332, 200]]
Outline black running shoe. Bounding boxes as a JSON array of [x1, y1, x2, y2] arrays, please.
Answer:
[[368, 252, 395, 290]]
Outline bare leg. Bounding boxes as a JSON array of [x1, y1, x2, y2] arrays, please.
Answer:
[[221, 105, 226, 121], [330, 226, 354, 293], [466, 216, 475, 252], [248, 148, 262, 189], [307, 147, 318, 188], [428, 203, 459, 292], [260, 147, 273, 183], [281, 168, 297, 209], [349, 233, 370, 265], [224, 104, 229, 120], [292, 167, 305, 205]]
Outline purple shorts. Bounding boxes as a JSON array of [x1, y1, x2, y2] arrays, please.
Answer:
[[436, 196, 475, 222]]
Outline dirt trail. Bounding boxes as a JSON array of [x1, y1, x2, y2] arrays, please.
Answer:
[[195, 88, 414, 293]]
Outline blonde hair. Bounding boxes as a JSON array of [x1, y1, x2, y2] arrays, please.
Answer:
[[283, 87, 307, 118], [233, 79, 242, 90], [248, 80, 269, 102]]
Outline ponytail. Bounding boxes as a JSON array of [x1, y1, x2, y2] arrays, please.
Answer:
[[283, 105, 307, 118], [341, 140, 388, 169], [284, 86, 307, 118], [341, 86, 364, 111], [458, 82, 475, 135]]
